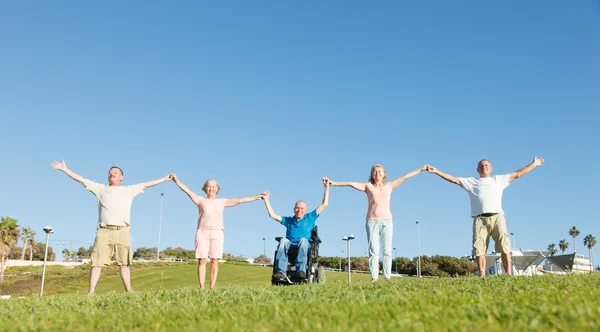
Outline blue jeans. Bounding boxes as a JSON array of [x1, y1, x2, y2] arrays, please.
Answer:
[[366, 219, 393, 280], [275, 238, 309, 276]]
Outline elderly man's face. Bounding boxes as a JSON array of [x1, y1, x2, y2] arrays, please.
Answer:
[[294, 201, 307, 220]]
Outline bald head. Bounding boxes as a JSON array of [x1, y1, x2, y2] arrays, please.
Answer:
[[294, 200, 307, 220], [477, 159, 493, 177]]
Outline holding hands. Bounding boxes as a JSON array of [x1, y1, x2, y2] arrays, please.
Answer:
[[533, 156, 545, 167]]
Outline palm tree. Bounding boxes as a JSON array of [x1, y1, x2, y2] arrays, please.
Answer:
[[583, 234, 596, 272], [569, 226, 580, 253], [20, 227, 36, 260], [559, 239, 569, 255], [547, 243, 558, 256], [28, 237, 35, 261], [0, 217, 21, 282]]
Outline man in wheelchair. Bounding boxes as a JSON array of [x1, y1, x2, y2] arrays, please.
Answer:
[[261, 177, 330, 284]]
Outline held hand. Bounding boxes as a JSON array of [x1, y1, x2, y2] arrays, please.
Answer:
[[171, 174, 179, 182], [422, 165, 429, 172], [322, 177, 331, 187], [165, 174, 175, 181], [50, 160, 67, 172], [533, 156, 545, 167], [426, 166, 437, 174], [261, 190, 270, 199]]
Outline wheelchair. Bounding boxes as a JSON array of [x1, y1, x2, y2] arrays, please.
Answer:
[[271, 226, 325, 285]]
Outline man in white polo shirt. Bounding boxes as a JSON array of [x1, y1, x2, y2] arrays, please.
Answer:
[[426, 156, 545, 277], [51, 159, 172, 295]]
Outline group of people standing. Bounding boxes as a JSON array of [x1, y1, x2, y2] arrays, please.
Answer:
[[51, 155, 544, 295]]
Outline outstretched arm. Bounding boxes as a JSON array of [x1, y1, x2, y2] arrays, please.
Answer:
[[329, 180, 366, 192], [390, 165, 428, 189], [50, 160, 86, 186], [261, 191, 282, 223], [172, 174, 202, 205], [225, 194, 263, 207], [316, 177, 330, 215], [509, 156, 545, 183], [426, 166, 461, 186], [143, 174, 173, 190]]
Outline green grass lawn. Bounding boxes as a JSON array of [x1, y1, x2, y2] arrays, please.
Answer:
[[73, 262, 372, 294], [1, 267, 599, 331]]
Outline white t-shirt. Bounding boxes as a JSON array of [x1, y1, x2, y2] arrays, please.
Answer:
[[458, 174, 511, 217], [83, 179, 145, 226]]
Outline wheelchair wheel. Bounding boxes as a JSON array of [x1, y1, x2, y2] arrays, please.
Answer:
[[318, 266, 325, 283]]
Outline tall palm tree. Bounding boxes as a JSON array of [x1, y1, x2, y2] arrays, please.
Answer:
[[559, 239, 569, 255], [28, 237, 35, 261], [0, 217, 21, 282], [584, 234, 596, 272], [20, 227, 36, 260], [569, 226, 580, 253], [547, 243, 558, 256]]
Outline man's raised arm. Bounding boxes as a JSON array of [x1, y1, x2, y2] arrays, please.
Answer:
[[143, 174, 173, 190], [426, 166, 461, 186], [50, 160, 86, 186], [261, 191, 282, 223], [316, 177, 330, 215], [509, 156, 545, 183]]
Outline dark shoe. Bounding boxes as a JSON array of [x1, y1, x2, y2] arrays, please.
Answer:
[[272, 271, 286, 282], [295, 270, 307, 281]]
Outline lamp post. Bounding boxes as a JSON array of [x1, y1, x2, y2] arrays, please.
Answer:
[[157, 193, 164, 260], [342, 235, 355, 283], [416, 221, 421, 278], [262, 238, 266, 257], [339, 250, 344, 271], [393, 247, 397, 274], [511, 232, 518, 251], [40, 226, 54, 296]]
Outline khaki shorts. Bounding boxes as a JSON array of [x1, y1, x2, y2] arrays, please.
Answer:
[[91, 226, 132, 267], [472, 213, 511, 256]]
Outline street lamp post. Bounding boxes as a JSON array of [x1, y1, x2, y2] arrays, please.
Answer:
[[157, 193, 164, 260], [393, 247, 397, 274], [342, 235, 355, 283], [510, 232, 515, 251], [40, 226, 54, 296], [262, 238, 266, 257], [416, 221, 421, 278], [339, 250, 344, 271]]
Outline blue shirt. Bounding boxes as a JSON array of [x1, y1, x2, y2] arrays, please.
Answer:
[[281, 209, 319, 243]]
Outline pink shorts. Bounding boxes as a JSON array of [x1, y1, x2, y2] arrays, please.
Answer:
[[195, 228, 224, 259]]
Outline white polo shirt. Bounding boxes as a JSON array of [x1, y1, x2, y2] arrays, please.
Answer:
[[458, 174, 511, 217]]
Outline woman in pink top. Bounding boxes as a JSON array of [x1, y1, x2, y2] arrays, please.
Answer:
[[172, 175, 263, 290], [329, 164, 427, 281]]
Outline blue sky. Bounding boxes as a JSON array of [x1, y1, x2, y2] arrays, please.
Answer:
[[1, 1, 598, 262]]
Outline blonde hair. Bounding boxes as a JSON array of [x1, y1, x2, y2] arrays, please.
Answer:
[[202, 179, 220, 194], [369, 164, 387, 184]]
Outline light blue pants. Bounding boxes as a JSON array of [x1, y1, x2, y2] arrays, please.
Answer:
[[366, 219, 393, 280], [275, 238, 309, 275]]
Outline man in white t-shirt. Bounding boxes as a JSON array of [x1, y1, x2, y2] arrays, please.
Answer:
[[51, 159, 173, 295], [426, 156, 545, 277]]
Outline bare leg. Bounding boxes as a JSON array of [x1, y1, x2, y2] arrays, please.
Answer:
[[477, 255, 486, 277], [88, 266, 102, 296], [501, 253, 512, 275], [198, 259, 207, 289], [210, 258, 219, 290], [120, 265, 132, 292]]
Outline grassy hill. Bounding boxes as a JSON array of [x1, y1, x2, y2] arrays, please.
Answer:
[[1, 263, 599, 331]]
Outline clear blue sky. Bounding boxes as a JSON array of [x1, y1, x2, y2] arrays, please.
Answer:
[[1, 1, 598, 262]]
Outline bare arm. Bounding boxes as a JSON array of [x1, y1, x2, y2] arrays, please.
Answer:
[[143, 174, 173, 190], [225, 194, 263, 207], [316, 177, 330, 215], [329, 181, 366, 192], [426, 166, 461, 186], [390, 165, 428, 189], [261, 191, 282, 223], [509, 156, 545, 183], [172, 175, 202, 205], [50, 160, 86, 186]]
